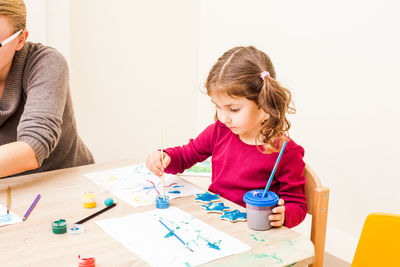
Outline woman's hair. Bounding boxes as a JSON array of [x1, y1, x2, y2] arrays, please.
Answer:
[[0, 0, 26, 32], [205, 46, 295, 150]]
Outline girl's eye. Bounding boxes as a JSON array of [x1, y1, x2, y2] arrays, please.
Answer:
[[230, 108, 240, 112]]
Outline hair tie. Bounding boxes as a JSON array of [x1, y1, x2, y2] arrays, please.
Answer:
[[260, 71, 270, 81]]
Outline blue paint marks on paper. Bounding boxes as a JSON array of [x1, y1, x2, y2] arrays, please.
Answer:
[[0, 206, 22, 226], [196, 232, 222, 250], [164, 226, 181, 238], [207, 241, 222, 250], [0, 214, 12, 223]]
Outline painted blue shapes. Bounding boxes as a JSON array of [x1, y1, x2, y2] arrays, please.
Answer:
[[201, 202, 230, 213], [221, 210, 247, 222], [195, 192, 220, 203]]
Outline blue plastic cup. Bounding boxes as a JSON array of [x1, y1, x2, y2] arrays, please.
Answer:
[[243, 190, 279, 230]]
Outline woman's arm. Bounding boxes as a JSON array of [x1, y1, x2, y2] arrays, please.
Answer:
[[0, 141, 39, 177], [17, 45, 69, 168]]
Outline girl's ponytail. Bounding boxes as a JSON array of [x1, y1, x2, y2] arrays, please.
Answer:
[[258, 72, 295, 149]]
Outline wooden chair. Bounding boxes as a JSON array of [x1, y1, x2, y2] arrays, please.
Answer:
[[351, 212, 400, 267], [304, 165, 330, 267]]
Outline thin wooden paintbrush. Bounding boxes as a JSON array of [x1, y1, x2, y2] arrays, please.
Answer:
[[7, 186, 11, 214], [160, 129, 165, 197]]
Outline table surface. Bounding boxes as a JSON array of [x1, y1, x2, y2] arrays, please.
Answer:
[[0, 160, 314, 267]]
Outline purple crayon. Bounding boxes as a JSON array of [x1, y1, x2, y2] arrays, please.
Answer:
[[23, 194, 41, 221]]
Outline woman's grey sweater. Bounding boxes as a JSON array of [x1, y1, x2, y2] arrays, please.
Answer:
[[0, 42, 94, 176]]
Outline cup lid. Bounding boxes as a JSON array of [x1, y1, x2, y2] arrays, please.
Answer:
[[243, 190, 279, 207]]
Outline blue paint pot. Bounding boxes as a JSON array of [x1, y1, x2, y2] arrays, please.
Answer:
[[156, 195, 169, 209], [243, 190, 279, 230]]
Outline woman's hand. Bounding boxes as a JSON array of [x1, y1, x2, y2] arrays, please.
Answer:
[[269, 198, 285, 227], [145, 151, 171, 177]]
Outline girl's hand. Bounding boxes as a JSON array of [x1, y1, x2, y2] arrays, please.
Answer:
[[145, 151, 171, 177], [269, 198, 285, 227]]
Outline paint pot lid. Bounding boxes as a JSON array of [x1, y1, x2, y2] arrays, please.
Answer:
[[243, 190, 279, 207], [104, 198, 114, 206]]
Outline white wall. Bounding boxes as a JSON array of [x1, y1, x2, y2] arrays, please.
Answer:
[[25, 0, 47, 43], [25, 0, 70, 63], [45, 1, 70, 62], [70, 0, 200, 163], [199, 0, 400, 262]]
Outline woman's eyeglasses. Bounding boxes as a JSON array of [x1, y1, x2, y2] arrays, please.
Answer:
[[0, 30, 23, 48]]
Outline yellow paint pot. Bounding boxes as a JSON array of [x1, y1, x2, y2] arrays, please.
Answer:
[[82, 192, 96, 208]]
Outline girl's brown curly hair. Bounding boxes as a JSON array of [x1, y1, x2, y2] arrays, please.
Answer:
[[205, 46, 295, 150]]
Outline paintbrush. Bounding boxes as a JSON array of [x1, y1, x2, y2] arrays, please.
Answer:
[[7, 186, 11, 214], [159, 219, 194, 252], [262, 141, 287, 198], [161, 129, 165, 197]]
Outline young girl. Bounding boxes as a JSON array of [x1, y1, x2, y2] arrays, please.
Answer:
[[146, 46, 306, 228]]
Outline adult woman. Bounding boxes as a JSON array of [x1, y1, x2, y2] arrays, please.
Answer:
[[0, 0, 94, 177]]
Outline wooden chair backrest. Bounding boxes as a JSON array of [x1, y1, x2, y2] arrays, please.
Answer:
[[304, 165, 330, 267]]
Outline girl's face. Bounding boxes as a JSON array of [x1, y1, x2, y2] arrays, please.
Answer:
[[211, 93, 269, 144]]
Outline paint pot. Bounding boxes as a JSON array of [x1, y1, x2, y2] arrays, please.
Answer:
[[82, 192, 96, 208], [78, 255, 95, 267], [243, 190, 279, 231], [156, 195, 169, 209], [52, 219, 67, 234]]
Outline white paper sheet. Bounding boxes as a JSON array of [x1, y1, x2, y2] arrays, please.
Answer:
[[0, 205, 23, 227], [96, 206, 250, 267], [85, 164, 204, 207]]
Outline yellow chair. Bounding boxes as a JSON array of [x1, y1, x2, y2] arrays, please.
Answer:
[[351, 212, 400, 267], [304, 165, 330, 267]]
